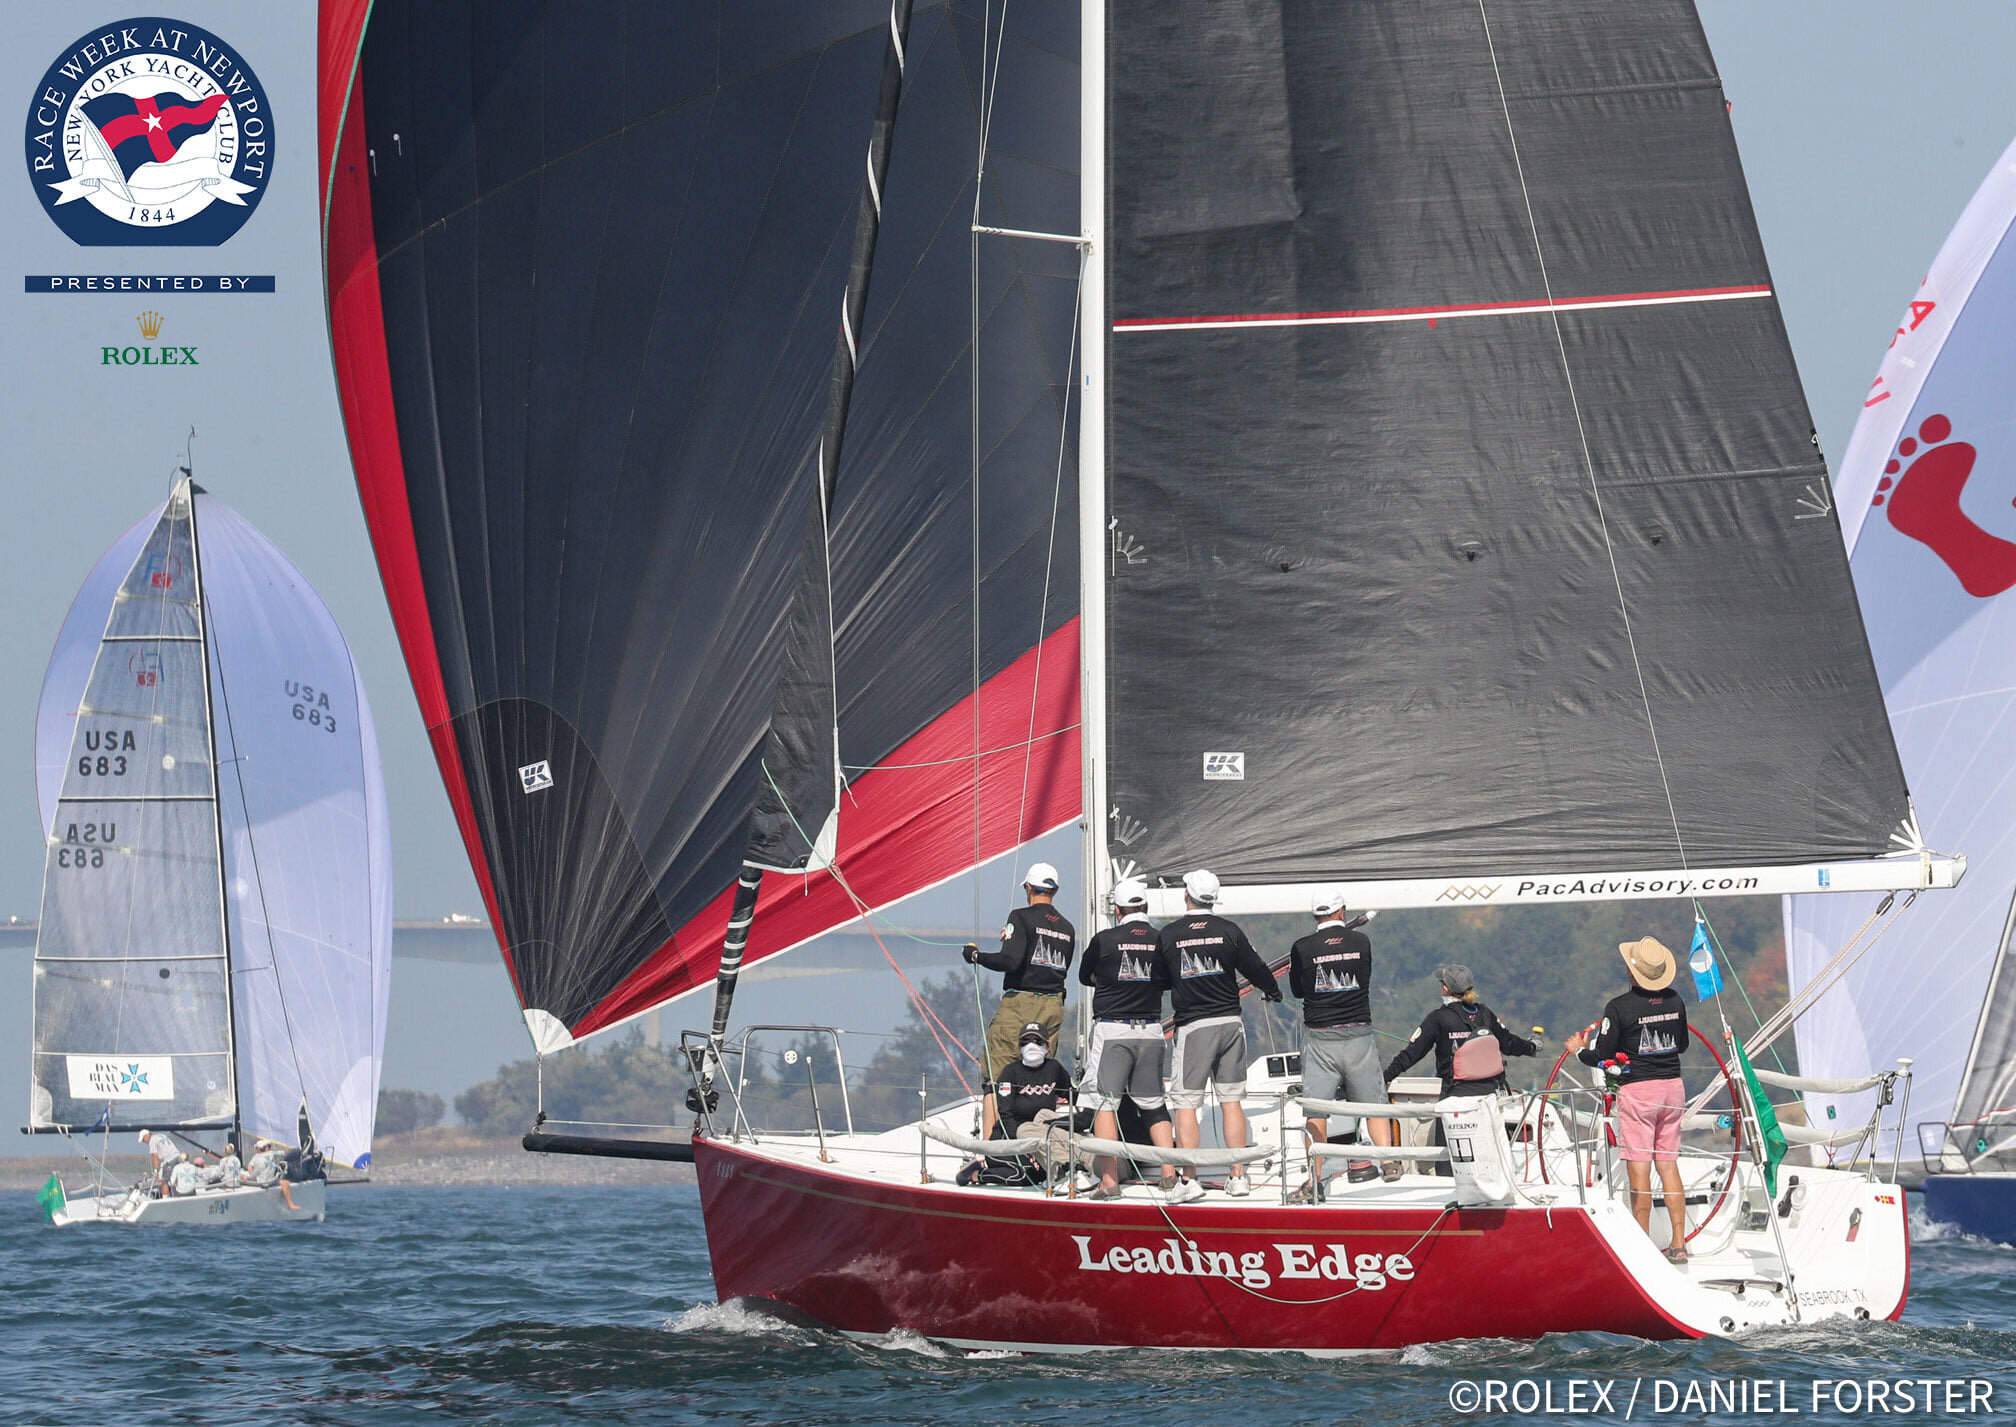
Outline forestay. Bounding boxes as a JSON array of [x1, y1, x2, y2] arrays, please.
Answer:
[[1094, 0, 1936, 913], [1786, 135, 2016, 1156]]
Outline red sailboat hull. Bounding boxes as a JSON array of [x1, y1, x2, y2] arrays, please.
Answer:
[[694, 1137, 1695, 1351]]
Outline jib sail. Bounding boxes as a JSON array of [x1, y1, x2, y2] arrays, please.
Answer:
[[321, 2, 1082, 1048]]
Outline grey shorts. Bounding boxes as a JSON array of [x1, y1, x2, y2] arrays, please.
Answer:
[[1084, 1021, 1167, 1112], [1170, 1015, 1246, 1109], [1302, 1025, 1385, 1132]]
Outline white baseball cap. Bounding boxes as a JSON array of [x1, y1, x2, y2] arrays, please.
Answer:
[[1023, 862, 1060, 892], [1182, 868, 1221, 904], [1110, 877, 1149, 911], [1311, 888, 1347, 917]]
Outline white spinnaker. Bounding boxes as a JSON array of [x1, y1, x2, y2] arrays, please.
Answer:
[[1785, 136, 2016, 1160], [198, 495, 392, 1170]]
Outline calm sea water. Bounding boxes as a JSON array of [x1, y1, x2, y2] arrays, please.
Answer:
[[1, 1185, 2010, 1425]]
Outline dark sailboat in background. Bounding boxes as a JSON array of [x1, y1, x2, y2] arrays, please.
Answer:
[[322, 1, 1957, 1346]]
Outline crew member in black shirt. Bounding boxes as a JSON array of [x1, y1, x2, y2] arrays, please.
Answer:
[[1566, 936, 1692, 1259], [1384, 963, 1539, 1095], [1384, 964, 1539, 1177], [1291, 890, 1395, 1191], [1078, 877, 1177, 1199], [1157, 868, 1280, 1202], [963, 861, 1076, 1137]]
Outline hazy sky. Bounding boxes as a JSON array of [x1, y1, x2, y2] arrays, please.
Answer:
[[1, 5, 2014, 1090]]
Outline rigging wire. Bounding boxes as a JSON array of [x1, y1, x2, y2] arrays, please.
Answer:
[[1011, 245, 1086, 866], [1474, 0, 1690, 872], [841, 723, 1078, 772], [966, 0, 1016, 1082], [758, 765, 980, 1091]]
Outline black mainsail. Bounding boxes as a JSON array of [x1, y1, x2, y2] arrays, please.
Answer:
[[1090, 0, 1953, 911]]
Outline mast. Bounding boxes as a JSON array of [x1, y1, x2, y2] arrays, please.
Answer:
[[184, 475, 243, 1151], [1077, 0, 1109, 938], [705, 0, 917, 1057]]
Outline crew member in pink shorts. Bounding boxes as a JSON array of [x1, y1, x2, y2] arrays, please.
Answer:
[[1566, 936, 1692, 1263]]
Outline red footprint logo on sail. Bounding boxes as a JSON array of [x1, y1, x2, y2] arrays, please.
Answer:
[[1873, 415, 2016, 597]]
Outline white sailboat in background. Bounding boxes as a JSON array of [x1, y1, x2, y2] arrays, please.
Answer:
[[1785, 135, 2016, 1233], [27, 475, 392, 1225]]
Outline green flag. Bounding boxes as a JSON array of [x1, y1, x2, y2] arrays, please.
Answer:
[[1732, 1032, 1788, 1198], [36, 1173, 65, 1223]]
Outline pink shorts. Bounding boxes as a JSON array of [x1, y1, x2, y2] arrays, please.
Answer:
[[1614, 1077, 1685, 1162]]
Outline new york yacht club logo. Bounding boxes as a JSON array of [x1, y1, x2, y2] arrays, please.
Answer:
[[24, 17, 272, 246]]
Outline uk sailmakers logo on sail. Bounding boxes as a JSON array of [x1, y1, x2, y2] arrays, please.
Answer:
[[25, 18, 273, 245]]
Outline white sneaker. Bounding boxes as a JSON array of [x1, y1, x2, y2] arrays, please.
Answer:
[[1165, 1177, 1206, 1205], [1223, 1174, 1251, 1198], [1069, 1171, 1098, 1193]]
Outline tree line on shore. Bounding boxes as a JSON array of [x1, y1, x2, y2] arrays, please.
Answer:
[[383, 895, 1798, 1139]]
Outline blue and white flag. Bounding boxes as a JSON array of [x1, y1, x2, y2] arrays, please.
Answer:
[[1689, 919, 1724, 1000]]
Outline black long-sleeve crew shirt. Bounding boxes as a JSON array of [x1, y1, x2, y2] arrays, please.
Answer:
[[1157, 911, 1279, 1027], [1289, 922, 1372, 1028], [1079, 917, 1168, 1020], [1577, 986, 1690, 1081], [994, 1055, 1069, 1126], [1385, 1000, 1538, 1095], [973, 902, 1076, 995]]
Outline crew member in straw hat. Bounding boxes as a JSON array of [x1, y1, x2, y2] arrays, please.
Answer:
[[1566, 936, 1693, 1262], [963, 862, 1077, 1137]]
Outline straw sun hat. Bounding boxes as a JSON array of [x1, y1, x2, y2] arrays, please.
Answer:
[[1617, 936, 1677, 991]]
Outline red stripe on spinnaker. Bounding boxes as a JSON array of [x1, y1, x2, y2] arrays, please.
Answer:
[[320, 42, 526, 1006], [572, 619, 1084, 1040], [1113, 283, 1774, 330]]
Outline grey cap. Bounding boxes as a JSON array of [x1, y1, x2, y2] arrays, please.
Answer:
[[1433, 963, 1474, 995]]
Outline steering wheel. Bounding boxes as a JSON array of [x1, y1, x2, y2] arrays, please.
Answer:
[[1537, 1035, 1743, 1245]]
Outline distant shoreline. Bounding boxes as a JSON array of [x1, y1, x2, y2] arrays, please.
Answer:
[[1, 1129, 693, 1192]]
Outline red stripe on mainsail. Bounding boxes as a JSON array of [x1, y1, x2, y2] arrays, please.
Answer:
[[1113, 283, 1774, 331], [321, 59, 526, 1006], [572, 619, 1084, 1039]]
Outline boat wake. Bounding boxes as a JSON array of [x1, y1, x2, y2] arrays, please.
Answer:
[[664, 1299, 814, 1342]]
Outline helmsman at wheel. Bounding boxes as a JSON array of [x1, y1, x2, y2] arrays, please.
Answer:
[[1156, 868, 1281, 1201], [964, 861, 1077, 1138]]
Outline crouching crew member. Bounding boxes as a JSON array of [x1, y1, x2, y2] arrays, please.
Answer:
[[1292, 890, 1396, 1191], [1567, 936, 1692, 1260], [963, 861, 1077, 1137], [957, 1024, 1079, 1188], [1078, 877, 1177, 1200], [1384, 963, 1539, 1176], [1158, 868, 1281, 1202]]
